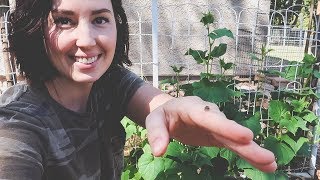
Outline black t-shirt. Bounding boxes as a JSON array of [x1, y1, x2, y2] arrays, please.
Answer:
[[0, 66, 144, 180]]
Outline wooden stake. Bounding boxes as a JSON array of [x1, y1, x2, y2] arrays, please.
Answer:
[[1, 16, 13, 87], [305, 0, 315, 54], [317, 0, 320, 15]]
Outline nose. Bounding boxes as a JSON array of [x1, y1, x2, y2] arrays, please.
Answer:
[[75, 23, 96, 48]]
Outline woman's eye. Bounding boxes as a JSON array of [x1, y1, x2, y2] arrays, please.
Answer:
[[54, 17, 73, 27], [94, 17, 109, 25]]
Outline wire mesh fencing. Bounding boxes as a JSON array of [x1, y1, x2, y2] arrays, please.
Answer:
[[123, 1, 319, 178], [0, 0, 319, 178]]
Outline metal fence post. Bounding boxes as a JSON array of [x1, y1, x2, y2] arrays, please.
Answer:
[[152, 0, 159, 87]]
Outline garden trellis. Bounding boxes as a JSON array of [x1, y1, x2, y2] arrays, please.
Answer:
[[121, 0, 320, 178], [0, 0, 319, 178]]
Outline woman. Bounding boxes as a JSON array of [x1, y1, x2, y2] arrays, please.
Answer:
[[0, 0, 277, 179]]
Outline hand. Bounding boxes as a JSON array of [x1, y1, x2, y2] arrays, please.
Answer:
[[145, 96, 277, 173]]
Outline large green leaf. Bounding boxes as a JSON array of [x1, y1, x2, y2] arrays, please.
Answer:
[[165, 142, 191, 163], [137, 153, 165, 180], [290, 97, 308, 113], [302, 110, 318, 123], [297, 142, 312, 156], [302, 53, 316, 64], [264, 136, 295, 166], [192, 79, 242, 103], [121, 169, 130, 180], [155, 158, 180, 180], [143, 143, 152, 154], [208, 28, 234, 40], [185, 48, 207, 64], [167, 144, 213, 168], [293, 116, 309, 131], [210, 43, 227, 57], [163, 158, 178, 171], [220, 148, 237, 166], [199, 146, 220, 158], [219, 59, 234, 71], [245, 169, 288, 180], [279, 117, 299, 135], [191, 152, 212, 167], [269, 100, 291, 123], [281, 135, 308, 154], [282, 61, 300, 80], [125, 124, 137, 140], [239, 112, 261, 137]]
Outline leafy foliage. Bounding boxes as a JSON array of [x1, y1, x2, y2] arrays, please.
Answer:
[[122, 11, 319, 180]]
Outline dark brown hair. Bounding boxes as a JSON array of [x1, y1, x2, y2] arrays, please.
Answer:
[[8, 0, 131, 84]]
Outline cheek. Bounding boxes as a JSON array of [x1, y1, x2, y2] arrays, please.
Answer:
[[99, 31, 117, 53], [45, 29, 73, 55]]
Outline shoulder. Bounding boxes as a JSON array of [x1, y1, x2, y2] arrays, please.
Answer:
[[0, 83, 54, 128], [0, 83, 28, 106]]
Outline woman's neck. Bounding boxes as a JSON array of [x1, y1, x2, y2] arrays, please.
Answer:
[[45, 77, 93, 113]]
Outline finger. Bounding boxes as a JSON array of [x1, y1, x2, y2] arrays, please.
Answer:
[[216, 135, 277, 172], [246, 158, 277, 173], [145, 108, 170, 157]]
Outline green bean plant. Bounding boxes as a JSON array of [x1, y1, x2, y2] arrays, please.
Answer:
[[121, 12, 320, 180]]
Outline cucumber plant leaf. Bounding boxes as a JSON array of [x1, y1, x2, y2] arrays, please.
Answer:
[[138, 153, 165, 180], [199, 146, 220, 158], [302, 110, 318, 123], [269, 100, 291, 123], [264, 136, 295, 166], [165, 141, 191, 163], [302, 53, 316, 64], [220, 148, 237, 166], [281, 135, 308, 154], [210, 43, 227, 58], [282, 61, 300, 80], [238, 112, 262, 137], [290, 97, 309, 113], [279, 117, 299, 135], [293, 116, 309, 131], [208, 28, 234, 40], [192, 78, 243, 103], [185, 48, 207, 64]]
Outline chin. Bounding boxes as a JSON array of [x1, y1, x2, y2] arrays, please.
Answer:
[[72, 75, 101, 83]]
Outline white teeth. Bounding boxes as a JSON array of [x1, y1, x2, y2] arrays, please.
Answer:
[[76, 56, 98, 64]]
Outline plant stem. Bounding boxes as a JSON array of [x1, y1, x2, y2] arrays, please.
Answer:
[[206, 24, 213, 79], [176, 72, 180, 97]]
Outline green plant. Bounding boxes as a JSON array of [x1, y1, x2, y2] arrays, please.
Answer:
[[259, 53, 319, 171], [121, 12, 320, 180], [159, 65, 185, 97]]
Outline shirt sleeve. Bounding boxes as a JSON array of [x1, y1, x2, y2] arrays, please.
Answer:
[[115, 67, 145, 113], [0, 108, 44, 180]]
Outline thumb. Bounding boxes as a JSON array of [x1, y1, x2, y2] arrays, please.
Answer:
[[145, 108, 170, 157]]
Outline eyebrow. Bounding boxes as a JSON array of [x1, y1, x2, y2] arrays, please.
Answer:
[[51, 8, 112, 15]]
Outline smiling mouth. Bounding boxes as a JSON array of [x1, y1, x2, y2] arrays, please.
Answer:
[[74, 55, 100, 64]]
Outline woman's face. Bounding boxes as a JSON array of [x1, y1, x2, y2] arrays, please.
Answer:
[[44, 0, 117, 84]]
